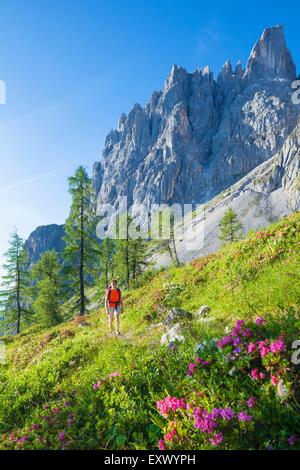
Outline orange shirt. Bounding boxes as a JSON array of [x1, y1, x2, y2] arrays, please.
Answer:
[[107, 288, 121, 307]]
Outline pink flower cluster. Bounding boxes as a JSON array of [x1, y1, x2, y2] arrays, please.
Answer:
[[108, 371, 122, 378], [217, 320, 252, 351], [158, 439, 166, 450], [194, 406, 237, 434], [92, 379, 102, 390], [92, 371, 122, 390], [156, 396, 187, 418], [247, 336, 286, 359], [246, 397, 257, 409], [187, 357, 209, 376], [288, 434, 298, 446], [209, 431, 223, 446], [194, 407, 218, 433], [250, 368, 266, 380], [255, 316, 266, 326], [237, 411, 252, 422], [164, 427, 177, 442], [270, 337, 286, 354]]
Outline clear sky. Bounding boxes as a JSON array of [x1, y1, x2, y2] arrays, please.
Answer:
[[0, 0, 299, 266]]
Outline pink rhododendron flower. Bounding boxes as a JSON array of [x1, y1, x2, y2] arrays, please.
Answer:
[[270, 337, 286, 354], [288, 435, 297, 446], [194, 408, 218, 433], [209, 431, 223, 446], [52, 407, 60, 415], [158, 439, 166, 450], [187, 363, 197, 376], [247, 397, 257, 408], [235, 320, 245, 330], [30, 423, 40, 431], [250, 368, 265, 380], [58, 432, 65, 442], [250, 368, 260, 380], [260, 345, 270, 358], [195, 357, 210, 366], [17, 435, 29, 443], [93, 379, 101, 390], [221, 407, 235, 421], [108, 371, 122, 378], [164, 428, 177, 442], [257, 339, 269, 351], [255, 317, 266, 326], [237, 411, 252, 422], [247, 342, 256, 354], [270, 373, 280, 386], [156, 397, 187, 417], [217, 336, 232, 349], [242, 328, 252, 338]]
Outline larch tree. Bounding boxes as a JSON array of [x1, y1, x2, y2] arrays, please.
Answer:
[[63, 166, 101, 316], [0, 229, 31, 334]]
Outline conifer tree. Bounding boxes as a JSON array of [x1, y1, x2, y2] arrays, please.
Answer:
[[219, 208, 243, 243], [100, 237, 116, 288], [152, 208, 181, 267], [31, 251, 63, 327], [113, 214, 149, 286], [63, 166, 101, 315], [0, 229, 31, 334]]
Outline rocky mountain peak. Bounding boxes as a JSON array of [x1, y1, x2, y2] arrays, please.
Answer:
[[244, 25, 296, 81], [93, 25, 299, 218], [235, 60, 244, 77]]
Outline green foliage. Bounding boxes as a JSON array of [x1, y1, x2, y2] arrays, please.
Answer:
[[219, 207, 243, 243], [0, 212, 299, 450], [31, 251, 63, 327], [62, 166, 101, 315], [113, 214, 150, 287], [151, 208, 181, 266], [99, 238, 116, 288], [0, 229, 31, 334]]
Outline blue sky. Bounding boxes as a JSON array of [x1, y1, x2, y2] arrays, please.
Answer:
[[0, 0, 299, 264]]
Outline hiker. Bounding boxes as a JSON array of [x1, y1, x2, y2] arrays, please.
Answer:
[[105, 280, 124, 335]]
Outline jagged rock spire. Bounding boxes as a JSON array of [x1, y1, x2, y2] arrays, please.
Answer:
[[244, 25, 296, 81]]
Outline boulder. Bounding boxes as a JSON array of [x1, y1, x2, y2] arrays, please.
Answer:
[[164, 307, 193, 325], [160, 323, 185, 346], [195, 305, 211, 317]]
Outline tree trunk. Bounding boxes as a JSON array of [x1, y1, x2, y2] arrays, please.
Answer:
[[16, 252, 21, 334], [167, 240, 175, 264], [79, 187, 85, 316]]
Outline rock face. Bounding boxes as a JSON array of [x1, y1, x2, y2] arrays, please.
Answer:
[[244, 25, 296, 81], [154, 119, 300, 266], [25, 224, 65, 265], [93, 25, 299, 216]]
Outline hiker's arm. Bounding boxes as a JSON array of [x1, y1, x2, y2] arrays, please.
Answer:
[[105, 290, 109, 312]]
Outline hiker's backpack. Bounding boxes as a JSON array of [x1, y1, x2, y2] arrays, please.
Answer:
[[107, 287, 121, 306]]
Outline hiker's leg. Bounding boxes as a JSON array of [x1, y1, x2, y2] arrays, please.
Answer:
[[115, 308, 120, 334], [107, 310, 113, 333]]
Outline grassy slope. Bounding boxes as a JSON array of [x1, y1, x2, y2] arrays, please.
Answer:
[[0, 212, 299, 449]]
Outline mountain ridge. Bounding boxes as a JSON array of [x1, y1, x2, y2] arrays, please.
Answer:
[[92, 25, 299, 216]]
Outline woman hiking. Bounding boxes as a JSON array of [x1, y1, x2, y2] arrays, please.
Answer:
[[105, 280, 124, 336]]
